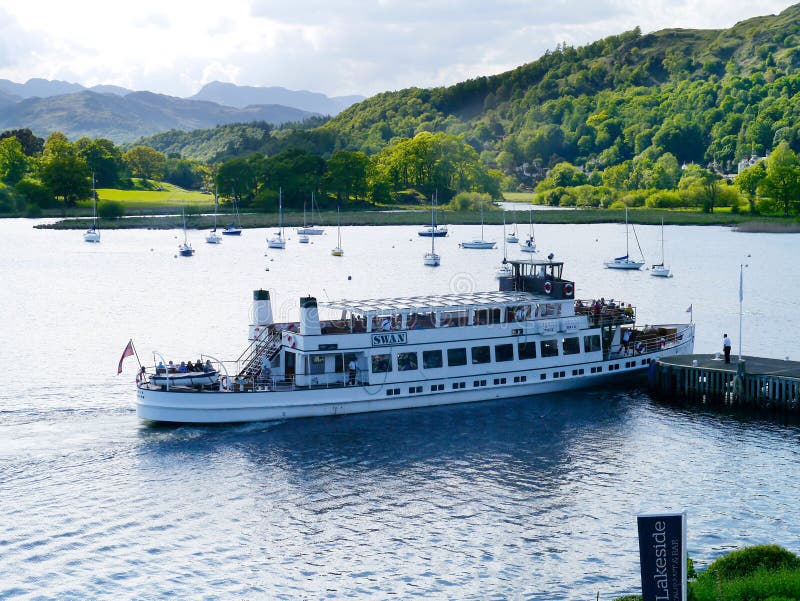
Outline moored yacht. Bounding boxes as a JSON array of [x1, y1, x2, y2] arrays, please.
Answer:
[[135, 259, 695, 424]]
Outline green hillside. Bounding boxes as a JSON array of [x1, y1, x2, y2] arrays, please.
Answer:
[[140, 3, 800, 180]]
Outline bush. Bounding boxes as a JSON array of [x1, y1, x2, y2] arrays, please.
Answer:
[[646, 190, 686, 208], [608, 200, 627, 209], [15, 178, 54, 209], [619, 190, 649, 207], [704, 546, 800, 581], [25, 203, 42, 218], [97, 200, 125, 219], [450, 191, 492, 211]]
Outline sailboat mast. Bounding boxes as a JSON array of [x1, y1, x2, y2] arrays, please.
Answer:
[[502, 210, 507, 259], [480, 201, 484, 240], [661, 217, 665, 263], [625, 206, 630, 257]]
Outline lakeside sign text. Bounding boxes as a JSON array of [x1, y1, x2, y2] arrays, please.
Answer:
[[371, 331, 408, 347], [637, 513, 686, 601]]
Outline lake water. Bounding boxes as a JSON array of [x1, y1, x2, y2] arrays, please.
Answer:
[[1, 218, 798, 600]]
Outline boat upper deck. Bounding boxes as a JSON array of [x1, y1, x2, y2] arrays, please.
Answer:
[[322, 290, 556, 316]]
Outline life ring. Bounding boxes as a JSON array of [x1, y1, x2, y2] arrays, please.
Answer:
[[286, 334, 297, 348], [544, 281, 552, 294], [636, 342, 645, 354], [563, 282, 574, 296]]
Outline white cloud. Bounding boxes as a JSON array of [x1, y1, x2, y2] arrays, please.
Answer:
[[0, 1, 794, 98]]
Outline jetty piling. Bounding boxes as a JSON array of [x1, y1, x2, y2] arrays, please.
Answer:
[[651, 355, 800, 411]]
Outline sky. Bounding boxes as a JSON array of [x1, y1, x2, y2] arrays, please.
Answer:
[[0, 0, 795, 99]]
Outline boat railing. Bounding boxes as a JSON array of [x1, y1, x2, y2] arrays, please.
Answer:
[[607, 324, 692, 359], [222, 369, 369, 392]]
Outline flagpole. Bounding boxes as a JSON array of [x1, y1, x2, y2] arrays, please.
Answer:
[[738, 264, 743, 362], [131, 339, 143, 369]]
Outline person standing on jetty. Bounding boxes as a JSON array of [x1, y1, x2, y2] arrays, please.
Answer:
[[723, 333, 732, 364]]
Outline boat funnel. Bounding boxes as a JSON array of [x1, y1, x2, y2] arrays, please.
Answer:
[[250, 289, 273, 341], [300, 296, 321, 335]]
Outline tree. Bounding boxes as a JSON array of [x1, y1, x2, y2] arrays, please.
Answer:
[[0, 137, 28, 185], [735, 162, 766, 214], [123, 146, 166, 181], [0, 128, 44, 156], [39, 132, 91, 206], [325, 150, 369, 203], [698, 168, 721, 213], [77, 138, 123, 187], [759, 142, 800, 216], [216, 157, 255, 206], [40, 155, 91, 206]]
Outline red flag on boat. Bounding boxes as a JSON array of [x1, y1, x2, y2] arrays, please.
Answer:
[[118, 339, 135, 375]]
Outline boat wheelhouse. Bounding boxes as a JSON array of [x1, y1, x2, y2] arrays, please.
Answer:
[[136, 259, 695, 423]]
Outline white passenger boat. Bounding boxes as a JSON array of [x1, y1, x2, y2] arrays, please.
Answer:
[[136, 259, 695, 424]]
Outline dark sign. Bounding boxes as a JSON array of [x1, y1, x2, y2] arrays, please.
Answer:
[[371, 331, 407, 347], [637, 513, 686, 601]]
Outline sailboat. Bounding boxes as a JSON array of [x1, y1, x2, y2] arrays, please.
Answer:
[[178, 203, 195, 256], [459, 200, 496, 249], [650, 218, 672, 277], [206, 190, 222, 244], [423, 194, 441, 266], [331, 206, 344, 256], [505, 210, 518, 243], [519, 209, 537, 253], [495, 211, 512, 277], [605, 205, 644, 269], [267, 188, 286, 249], [296, 192, 324, 235], [83, 174, 101, 243], [222, 193, 242, 235], [418, 193, 448, 237]]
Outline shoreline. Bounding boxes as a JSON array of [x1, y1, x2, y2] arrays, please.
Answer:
[[27, 209, 800, 231]]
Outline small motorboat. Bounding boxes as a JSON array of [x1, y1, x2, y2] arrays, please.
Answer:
[[150, 370, 219, 388]]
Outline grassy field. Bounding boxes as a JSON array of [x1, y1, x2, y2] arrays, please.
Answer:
[[95, 182, 213, 209], [502, 191, 537, 203]]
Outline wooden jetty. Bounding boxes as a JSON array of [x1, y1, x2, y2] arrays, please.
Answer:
[[651, 354, 800, 411]]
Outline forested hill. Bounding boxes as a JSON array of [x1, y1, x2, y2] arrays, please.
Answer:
[[136, 3, 800, 176], [316, 3, 800, 171]]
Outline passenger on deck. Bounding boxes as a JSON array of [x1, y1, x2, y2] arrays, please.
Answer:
[[260, 363, 272, 380], [156, 361, 165, 374], [348, 358, 357, 385], [515, 308, 525, 322], [178, 361, 188, 373], [187, 361, 195, 372], [168, 360, 176, 373], [382, 318, 392, 331], [204, 359, 213, 372]]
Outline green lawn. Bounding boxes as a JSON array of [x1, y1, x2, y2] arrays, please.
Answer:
[[502, 192, 537, 203], [96, 182, 212, 208]]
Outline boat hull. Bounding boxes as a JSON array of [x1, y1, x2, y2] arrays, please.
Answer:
[[605, 260, 644, 269], [460, 241, 496, 249], [222, 229, 242, 236], [149, 371, 219, 387], [137, 337, 693, 424], [297, 227, 324, 235], [83, 230, 101, 243]]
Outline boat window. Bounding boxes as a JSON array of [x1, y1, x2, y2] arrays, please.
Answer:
[[309, 354, 325, 374], [447, 348, 467, 367], [397, 352, 418, 371], [541, 339, 559, 357], [518, 342, 537, 360], [562, 337, 580, 355], [584, 335, 602, 352], [422, 350, 443, 369], [495, 344, 514, 362], [471, 346, 491, 364], [371, 354, 392, 373]]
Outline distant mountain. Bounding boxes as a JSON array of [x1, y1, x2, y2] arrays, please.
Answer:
[[0, 77, 85, 99], [0, 91, 318, 142], [89, 84, 133, 96], [190, 81, 364, 115], [0, 89, 21, 109]]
